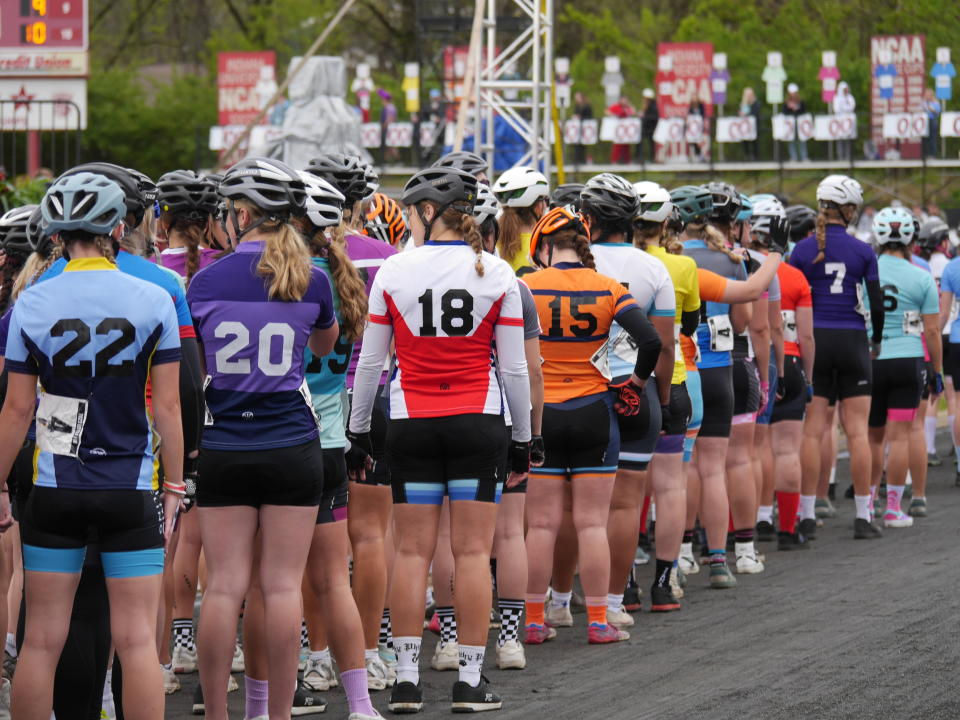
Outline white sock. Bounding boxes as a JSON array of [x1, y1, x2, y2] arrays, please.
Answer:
[[457, 644, 485, 688], [800, 494, 817, 520], [310, 647, 330, 662], [606, 593, 623, 614], [649, 502, 657, 521], [886, 484, 905, 512], [394, 636, 421, 685], [905, 470, 913, 486], [5, 633, 15, 658], [680, 541, 693, 557], [549, 589, 572, 609], [364, 648, 379, 662], [925, 415, 937, 453], [854, 495, 872, 521], [757, 505, 774, 524]]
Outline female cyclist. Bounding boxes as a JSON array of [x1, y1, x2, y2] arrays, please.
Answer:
[[583, 175, 677, 620], [492, 167, 549, 273], [523, 205, 661, 645], [306, 153, 399, 690], [0, 172, 184, 720], [365, 193, 408, 248], [432, 150, 490, 185], [0, 206, 35, 314], [348, 166, 531, 713], [791, 175, 885, 540], [156, 170, 222, 284], [867, 208, 941, 528], [188, 157, 339, 720]]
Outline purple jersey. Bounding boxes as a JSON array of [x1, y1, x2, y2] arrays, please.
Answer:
[[344, 232, 397, 387], [187, 240, 336, 450], [789, 225, 878, 331], [158, 247, 221, 277]]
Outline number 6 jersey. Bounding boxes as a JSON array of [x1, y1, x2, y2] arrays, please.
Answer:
[[187, 240, 336, 451]]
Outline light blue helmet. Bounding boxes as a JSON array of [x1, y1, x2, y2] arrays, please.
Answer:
[[41, 171, 126, 236], [736, 193, 753, 222], [872, 206, 916, 246]]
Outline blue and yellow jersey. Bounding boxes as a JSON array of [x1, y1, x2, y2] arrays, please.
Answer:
[[4, 257, 181, 491]]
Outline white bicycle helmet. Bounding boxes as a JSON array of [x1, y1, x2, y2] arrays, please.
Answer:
[[473, 183, 500, 223], [492, 167, 549, 208], [637, 186, 673, 223], [299, 171, 345, 229], [633, 180, 662, 199], [873, 206, 916, 246], [749, 196, 786, 237], [817, 174, 863, 207]]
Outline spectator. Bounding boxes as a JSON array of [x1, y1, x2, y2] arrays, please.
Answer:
[[783, 83, 808, 161], [832, 81, 856, 160], [921, 87, 941, 158], [687, 93, 707, 162], [379, 88, 398, 163], [638, 88, 659, 164], [606, 94, 635, 164], [739, 87, 761, 160], [573, 91, 594, 166]]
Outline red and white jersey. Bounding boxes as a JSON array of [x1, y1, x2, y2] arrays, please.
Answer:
[[367, 241, 524, 420]]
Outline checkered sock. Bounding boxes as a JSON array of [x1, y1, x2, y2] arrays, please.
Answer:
[[437, 606, 458, 645], [497, 599, 524, 647], [173, 619, 195, 652], [379, 609, 393, 650], [300, 619, 309, 649]]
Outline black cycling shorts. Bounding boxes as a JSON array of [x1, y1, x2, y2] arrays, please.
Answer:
[[348, 386, 390, 486], [946, 343, 960, 385], [9, 437, 35, 522], [732, 357, 762, 421], [318, 448, 349, 524], [868, 357, 924, 428], [698, 365, 735, 438], [388, 414, 506, 505], [531, 391, 619, 481], [812, 328, 872, 402], [197, 439, 324, 508], [655, 382, 691, 454], [771, 355, 807, 423], [21, 487, 164, 577], [613, 377, 661, 471]]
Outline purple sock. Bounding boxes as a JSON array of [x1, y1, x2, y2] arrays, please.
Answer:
[[342, 667, 377, 717], [245, 676, 268, 720]]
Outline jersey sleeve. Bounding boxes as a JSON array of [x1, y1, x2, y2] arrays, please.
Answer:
[[518, 280, 542, 340], [697, 268, 728, 302], [310, 269, 336, 330], [650, 274, 677, 318], [496, 273, 525, 329], [171, 284, 196, 339], [152, 296, 183, 366], [920, 274, 940, 315], [611, 282, 640, 321], [682, 262, 701, 313], [0, 308, 11, 357], [4, 301, 38, 375], [367, 269, 391, 326], [942, 263, 959, 295], [796, 274, 813, 308], [863, 251, 880, 283]]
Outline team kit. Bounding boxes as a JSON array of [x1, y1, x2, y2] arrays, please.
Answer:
[[0, 151, 950, 719]]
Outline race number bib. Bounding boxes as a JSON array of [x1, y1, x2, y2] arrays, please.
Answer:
[[203, 375, 215, 427], [902, 310, 923, 337], [854, 284, 870, 321], [782, 309, 798, 343], [298, 379, 322, 430], [707, 314, 734, 352], [36, 392, 88, 458], [610, 328, 639, 367], [590, 343, 612, 381]]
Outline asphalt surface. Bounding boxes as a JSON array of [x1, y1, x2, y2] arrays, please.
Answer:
[[165, 435, 960, 720]]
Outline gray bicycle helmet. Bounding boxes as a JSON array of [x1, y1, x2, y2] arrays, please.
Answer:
[[401, 167, 478, 243], [703, 181, 741, 223], [549, 183, 585, 210], [59, 162, 149, 226], [26, 206, 52, 257], [158, 170, 219, 221], [306, 154, 368, 206], [433, 151, 489, 179], [0, 204, 38, 259], [41, 172, 126, 236], [219, 157, 306, 218]]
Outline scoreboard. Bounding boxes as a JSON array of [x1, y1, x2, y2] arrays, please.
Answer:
[[0, 0, 87, 51]]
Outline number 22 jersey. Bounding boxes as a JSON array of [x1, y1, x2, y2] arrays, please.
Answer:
[[187, 240, 336, 451]]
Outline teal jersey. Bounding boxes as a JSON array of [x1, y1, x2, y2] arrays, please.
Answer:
[[871, 254, 938, 360], [303, 257, 353, 449], [4, 257, 181, 490]]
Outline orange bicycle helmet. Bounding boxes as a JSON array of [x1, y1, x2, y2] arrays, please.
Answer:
[[529, 205, 591, 267], [365, 192, 407, 246]]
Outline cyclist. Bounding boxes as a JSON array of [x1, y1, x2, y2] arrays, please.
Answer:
[[492, 167, 550, 272], [156, 170, 222, 285]]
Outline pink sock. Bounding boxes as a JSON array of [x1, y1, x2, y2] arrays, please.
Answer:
[[245, 676, 268, 720], [342, 667, 377, 716]]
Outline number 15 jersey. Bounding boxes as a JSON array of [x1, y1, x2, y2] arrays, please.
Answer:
[[366, 240, 524, 420]]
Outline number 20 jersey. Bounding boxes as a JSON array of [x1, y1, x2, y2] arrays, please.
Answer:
[[187, 240, 336, 451], [367, 241, 524, 420], [4, 257, 181, 490]]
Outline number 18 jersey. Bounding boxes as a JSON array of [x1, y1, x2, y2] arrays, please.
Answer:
[[367, 241, 524, 420], [187, 240, 336, 451]]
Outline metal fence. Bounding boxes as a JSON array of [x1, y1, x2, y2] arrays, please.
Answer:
[[0, 99, 82, 178]]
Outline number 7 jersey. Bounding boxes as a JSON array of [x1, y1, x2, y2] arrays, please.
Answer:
[[366, 241, 524, 419]]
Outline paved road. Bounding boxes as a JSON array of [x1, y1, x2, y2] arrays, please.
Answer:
[[166, 439, 960, 720]]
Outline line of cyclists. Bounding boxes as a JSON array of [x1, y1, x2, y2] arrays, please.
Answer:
[[0, 148, 954, 719]]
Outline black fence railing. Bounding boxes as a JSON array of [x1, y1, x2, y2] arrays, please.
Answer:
[[0, 99, 82, 178]]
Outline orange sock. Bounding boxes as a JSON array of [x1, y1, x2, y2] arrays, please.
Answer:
[[525, 600, 545, 626], [585, 600, 607, 627]]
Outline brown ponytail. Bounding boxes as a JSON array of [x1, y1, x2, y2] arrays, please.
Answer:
[[307, 231, 368, 342], [333, 200, 365, 245], [545, 228, 596, 269], [813, 209, 828, 264], [163, 212, 209, 287], [497, 206, 538, 264]]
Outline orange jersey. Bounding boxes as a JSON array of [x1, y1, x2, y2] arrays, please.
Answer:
[[776, 262, 812, 357], [524, 263, 638, 403]]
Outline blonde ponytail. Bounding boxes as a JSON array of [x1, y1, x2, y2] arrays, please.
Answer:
[[257, 223, 312, 301], [704, 223, 741, 264]]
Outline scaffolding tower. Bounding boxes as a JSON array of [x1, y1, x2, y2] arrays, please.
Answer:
[[474, 0, 554, 175]]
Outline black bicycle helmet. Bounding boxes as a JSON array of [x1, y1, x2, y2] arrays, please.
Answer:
[[703, 181, 741, 223], [26, 206, 52, 257], [306, 154, 368, 206], [580, 174, 639, 223], [401, 167, 478, 243], [785, 204, 817, 241], [917, 218, 950, 252], [158, 170, 219, 221], [127, 167, 158, 205], [0, 204, 37, 260], [60, 162, 149, 226], [550, 183, 585, 210], [433, 150, 489, 179]]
